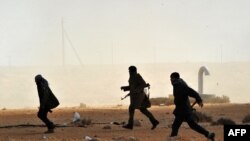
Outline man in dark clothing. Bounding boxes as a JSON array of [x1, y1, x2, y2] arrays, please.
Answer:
[[121, 66, 159, 130], [169, 72, 215, 141], [35, 74, 59, 134]]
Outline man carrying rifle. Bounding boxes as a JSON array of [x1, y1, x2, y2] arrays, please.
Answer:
[[121, 66, 159, 130], [169, 72, 215, 141]]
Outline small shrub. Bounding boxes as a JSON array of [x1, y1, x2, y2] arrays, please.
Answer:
[[211, 117, 236, 126], [73, 117, 92, 127], [150, 95, 175, 106], [150, 95, 230, 106], [242, 114, 250, 123], [81, 118, 92, 126], [205, 95, 230, 103], [150, 97, 168, 106], [193, 111, 213, 123], [133, 119, 141, 127]]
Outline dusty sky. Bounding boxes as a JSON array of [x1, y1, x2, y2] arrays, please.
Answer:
[[0, 0, 250, 66]]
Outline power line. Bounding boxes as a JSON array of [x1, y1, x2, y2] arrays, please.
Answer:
[[61, 18, 84, 66]]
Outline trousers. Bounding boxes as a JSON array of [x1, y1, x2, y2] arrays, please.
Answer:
[[37, 108, 54, 129], [171, 114, 209, 137], [127, 105, 158, 125]]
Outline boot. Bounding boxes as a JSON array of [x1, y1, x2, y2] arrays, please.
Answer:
[[44, 128, 54, 134], [122, 124, 133, 130], [151, 120, 159, 130], [44, 123, 55, 134], [207, 132, 215, 141]]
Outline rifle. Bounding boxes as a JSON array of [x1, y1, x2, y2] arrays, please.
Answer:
[[191, 101, 197, 108], [121, 83, 150, 100], [191, 101, 203, 111], [121, 93, 130, 100]]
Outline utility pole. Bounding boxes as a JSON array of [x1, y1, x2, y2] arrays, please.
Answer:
[[61, 17, 83, 66], [62, 17, 65, 66], [220, 46, 223, 63], [112, 42, 114, 65]]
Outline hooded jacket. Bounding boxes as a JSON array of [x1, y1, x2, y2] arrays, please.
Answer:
[[172, 78, 202, 116], [36, 76, 59, 110]]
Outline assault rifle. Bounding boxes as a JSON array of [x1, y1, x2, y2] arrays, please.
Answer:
[[121, 83, 150, 100]]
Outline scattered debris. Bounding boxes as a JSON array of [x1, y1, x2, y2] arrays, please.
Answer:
[[127, 136, 139, 141], [112, 136, 126, 141], [103, 125, 111, 129], [242, 114, 250, 123], [84, 136, 99, 141], [165, 136, 181, 141], [85, 136, 92, 141], [133, 119, 141, 127], [70, 112, 92, 127], [110, 121, 125, 125], [63, 122, 68, 126], [211, 117, 236, 125], [112, 136, 139, 141], [81, 118, 92, 126], [159, 103, 165, 106], [41, 134, 48, 140], [72, 112, 81, 123]]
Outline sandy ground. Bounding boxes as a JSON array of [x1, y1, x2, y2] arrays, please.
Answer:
[[0, 103, 250, 141]]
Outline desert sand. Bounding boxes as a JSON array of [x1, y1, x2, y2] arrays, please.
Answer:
[[0, 103, 250, 141]]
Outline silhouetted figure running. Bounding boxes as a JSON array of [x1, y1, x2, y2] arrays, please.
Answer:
[[121, 66, 159, 130], [35, 74, 59, 134], [169, 72, 215, 141]]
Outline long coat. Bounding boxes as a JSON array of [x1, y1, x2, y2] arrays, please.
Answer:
[[37, 81, 59, 110], [172, 78, 202, 116], [123, 73, 149, 109]]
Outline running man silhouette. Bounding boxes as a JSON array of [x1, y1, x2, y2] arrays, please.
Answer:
[[169, 72, 215, 141], [35, 74, 59, 133], [121, 66, 159, 130]]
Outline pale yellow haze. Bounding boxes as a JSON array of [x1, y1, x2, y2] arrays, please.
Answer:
[[0, 0, 250, 108]]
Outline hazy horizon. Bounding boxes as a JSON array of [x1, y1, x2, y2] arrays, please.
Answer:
[[0, 62, 249, 109]]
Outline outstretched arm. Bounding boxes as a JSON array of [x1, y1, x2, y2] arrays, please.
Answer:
[[121, 86, 130, 91]]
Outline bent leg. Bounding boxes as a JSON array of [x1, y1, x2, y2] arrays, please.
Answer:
[[37, 108, 54, 130], [140, 108, 159, 129], [186, 116, 209, 137], [171, 116, 183, 137]]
